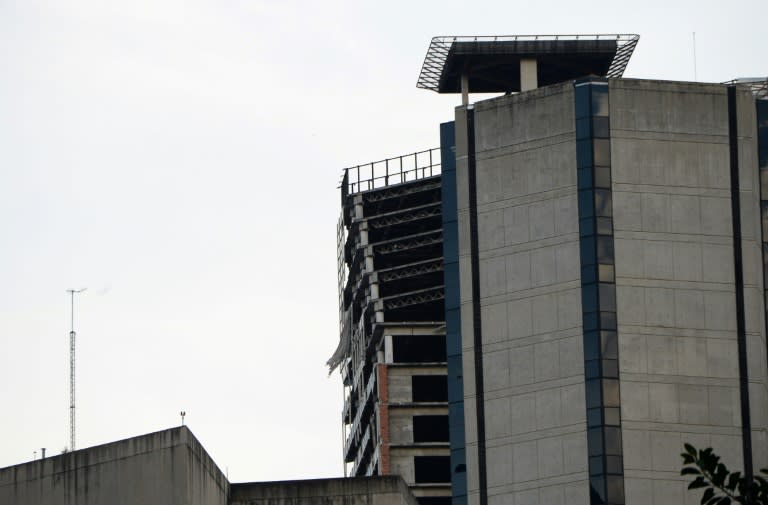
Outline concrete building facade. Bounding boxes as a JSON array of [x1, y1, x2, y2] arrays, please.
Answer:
[[0, 427, 419, 505], [329, 152, 452, 505], [327, 33, 768, 505], [446, 77, 768, 505]]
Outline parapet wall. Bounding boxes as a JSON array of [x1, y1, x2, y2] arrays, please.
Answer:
[[0, 426, 228, 505], [230, 476, 418, 505]]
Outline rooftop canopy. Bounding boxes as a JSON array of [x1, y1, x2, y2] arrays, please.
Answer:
[[417, 34, 640, 94]]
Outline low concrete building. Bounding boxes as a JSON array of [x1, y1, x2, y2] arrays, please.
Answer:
[[0, 426, 417, 505], [231, 476, 418, 505]]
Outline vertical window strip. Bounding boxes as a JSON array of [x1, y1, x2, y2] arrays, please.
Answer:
[[757, 100, 768, 411], [440, 120, 467, 505], [575, 79, 625, 505]]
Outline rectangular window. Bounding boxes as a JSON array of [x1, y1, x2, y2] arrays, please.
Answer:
[[393, 335, 447, 363], [413, 415, 449, 442], [412, 375, 448, 402], [414, 456, 451, 483], [417, 498, 452, 505]]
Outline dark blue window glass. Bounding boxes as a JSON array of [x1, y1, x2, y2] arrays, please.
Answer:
[[579, 189, 595, 218], [581, 237, 597, 265], [587, 406, 602, 426], [582, 264, 597, 283], [591, 86, 609, 116], [588, 428, 604, 456], [578, 139, 594, 167], [575, 85, 592, 118], [592, 117, 610, 138], [584, 331, 600, 360], [578, 166, 594, 189], [589, 456, 604, 476], [575, 82, 624, 502], [590, 477, 606, 504], [580, 217, 596, 238], [582, 283, 598, 312], [586, 379, 602, 408], [586, 360, 601, 379], [577, 117, 593, 140], [583, 311, 599, 331]]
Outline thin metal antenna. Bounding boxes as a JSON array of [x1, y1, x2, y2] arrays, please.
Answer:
[[180, 411, 186, 426], [693, 32, 698, 81], [67, 288, 86, 451]]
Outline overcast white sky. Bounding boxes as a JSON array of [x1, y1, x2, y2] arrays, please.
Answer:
[[0, 0, 765, 483]]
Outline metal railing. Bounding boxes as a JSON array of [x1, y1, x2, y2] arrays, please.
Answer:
[[340, 148, 441, 198], [723, 78, 768, 99]]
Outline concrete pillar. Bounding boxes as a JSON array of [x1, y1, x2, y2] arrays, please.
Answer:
[[461, 72, 469, 106], [384, 334, 393, 363], [520, 58, 538, 91]]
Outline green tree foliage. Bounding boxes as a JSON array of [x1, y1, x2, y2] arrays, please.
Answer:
[[681, 443, 768, 505]]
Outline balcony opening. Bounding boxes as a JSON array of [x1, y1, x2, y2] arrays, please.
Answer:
[[392, 334, 446, 363], [414, 455, 451, 483], [411, 375, 448, 402], [413, 415, 449, 442]]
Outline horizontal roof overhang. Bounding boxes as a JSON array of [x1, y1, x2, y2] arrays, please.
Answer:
[[417, 34, 640, 93]]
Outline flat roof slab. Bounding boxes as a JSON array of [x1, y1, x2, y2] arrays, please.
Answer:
[[417, 35, 639, 93]]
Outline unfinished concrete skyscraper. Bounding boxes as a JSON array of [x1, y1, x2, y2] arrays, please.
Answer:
[[328, 151, 452, 504]]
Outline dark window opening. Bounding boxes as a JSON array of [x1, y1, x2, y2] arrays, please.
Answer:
[[412, 375, 448, 402], [417, 498, 451, 505], [414, 456, 451, 483], [413, 415, 449, 442], [393, 334, 447, 363]]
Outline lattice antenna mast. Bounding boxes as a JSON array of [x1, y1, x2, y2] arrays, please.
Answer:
[[67, 288, 86, 451]]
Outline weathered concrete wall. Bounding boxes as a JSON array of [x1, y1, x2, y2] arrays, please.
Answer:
[[456, 82, 589, 505], [229, 476, 418, 505], [456, 78, 768, 505], [0, 426, 228, 505], [611, 79, 768, 505]]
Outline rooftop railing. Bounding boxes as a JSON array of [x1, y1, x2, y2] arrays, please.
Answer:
[[340, 148, 441, 199]]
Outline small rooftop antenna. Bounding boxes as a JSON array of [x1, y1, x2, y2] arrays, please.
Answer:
[[180, 411, 186, 426], [67, 288, 86, 451], [692, 32, 698, 81]]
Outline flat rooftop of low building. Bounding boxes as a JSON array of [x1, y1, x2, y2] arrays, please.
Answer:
[[417, 34, 639, 93]]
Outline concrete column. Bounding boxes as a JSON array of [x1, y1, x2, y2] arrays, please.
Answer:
[[520, 58, 538, 91], [461, 72, 469, 106]]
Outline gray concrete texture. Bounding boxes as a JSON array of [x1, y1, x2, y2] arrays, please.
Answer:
[[455, 79, 768, 505], [230, 476, 418, 505], [456, 82, 589, 505], [0, 426, 228, 505], [611, 79, 768, 504]]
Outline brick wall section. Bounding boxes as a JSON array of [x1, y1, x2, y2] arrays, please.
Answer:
[[378, 364, 391, 475]]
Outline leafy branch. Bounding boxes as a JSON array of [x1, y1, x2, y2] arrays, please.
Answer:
[[681, 443, 768, 505]]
